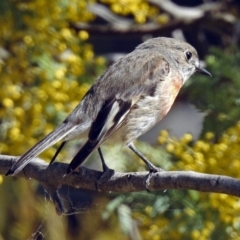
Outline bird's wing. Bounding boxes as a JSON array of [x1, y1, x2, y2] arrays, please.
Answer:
[[66, 51, 170, 124], [66, 54, 170, 174]]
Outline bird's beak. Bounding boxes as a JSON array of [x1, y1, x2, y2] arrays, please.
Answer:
[[195, 66, 212, 77]]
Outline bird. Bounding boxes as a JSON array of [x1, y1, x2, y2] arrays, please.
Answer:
[[6, 37, 211, 177]]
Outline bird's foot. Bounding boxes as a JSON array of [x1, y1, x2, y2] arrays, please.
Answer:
[[145, 165, 164, 192], [95, 166, 115, 192]]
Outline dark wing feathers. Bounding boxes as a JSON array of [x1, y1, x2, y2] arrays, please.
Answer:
[[67, 96, 133, 174], [66, 140, 96, 174], [88, 98, 117, 141]]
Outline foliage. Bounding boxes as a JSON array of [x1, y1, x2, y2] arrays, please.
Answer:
[[100, 0, 169, 24], [0, 0, 106, 159], [155, 129, 240, 239], [183, 47, 240, 138], [99, 124, 240, 240]]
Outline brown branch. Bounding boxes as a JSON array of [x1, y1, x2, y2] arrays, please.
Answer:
[[1, 155, 240, 214], [1, 154, 240, 195], [69, 1, 235, 43], [69, 21, 182, 37], [149, 0, 221, 22]]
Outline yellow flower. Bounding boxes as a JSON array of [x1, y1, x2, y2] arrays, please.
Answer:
[[2, 98, 14, 108], [78, 30, 89, 41]]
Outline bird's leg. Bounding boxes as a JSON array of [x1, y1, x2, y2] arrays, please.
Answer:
[[95, 147, 115, 191], [98, 147, 109, 172], [49, 141, 66, 166], [128, 143, 164, 172], [128, 143, 164, 191]]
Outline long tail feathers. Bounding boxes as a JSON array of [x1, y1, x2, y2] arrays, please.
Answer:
[[66, 140, 98, 175], [6, 123, 76, 176]]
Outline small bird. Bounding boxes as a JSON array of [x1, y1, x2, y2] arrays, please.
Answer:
[[6, 37, 211, 177]]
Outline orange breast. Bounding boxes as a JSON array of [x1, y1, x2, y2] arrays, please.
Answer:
[[160, 77, 183, 118]]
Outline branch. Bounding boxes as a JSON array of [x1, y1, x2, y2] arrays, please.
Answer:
[[1, 155, 240, 214], [149, 0, 221, 22], [69, 1, 231, 37]]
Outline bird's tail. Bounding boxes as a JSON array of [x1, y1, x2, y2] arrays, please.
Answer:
[[6, 123, 77, 176]]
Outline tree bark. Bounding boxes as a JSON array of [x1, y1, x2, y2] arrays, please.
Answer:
[[1, 154, 239, 215]]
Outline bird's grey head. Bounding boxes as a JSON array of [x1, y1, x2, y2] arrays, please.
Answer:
[[137, 37, 211, 82]]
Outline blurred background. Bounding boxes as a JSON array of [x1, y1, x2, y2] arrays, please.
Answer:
[[1, 0, 240, 239]]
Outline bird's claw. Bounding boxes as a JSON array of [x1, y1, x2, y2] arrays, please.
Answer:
[[145, 166, 165, 192], [95, 167, 115, 192]]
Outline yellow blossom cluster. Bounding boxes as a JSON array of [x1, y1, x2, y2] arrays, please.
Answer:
[[159, 126, 240, 177], [133, 203, 223, 240], [0, 0, 106, 160], [100, 0, 169, 24], [1, 1, 239, 239], [150, 125, 240, 239]]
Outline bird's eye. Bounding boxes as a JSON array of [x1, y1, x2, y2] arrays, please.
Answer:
[[185, 51, 192, 60]]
